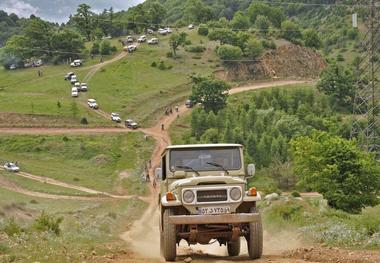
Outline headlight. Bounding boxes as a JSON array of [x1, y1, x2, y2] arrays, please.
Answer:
[[230, 187, 242, 201], [183, 190, 195, 203]]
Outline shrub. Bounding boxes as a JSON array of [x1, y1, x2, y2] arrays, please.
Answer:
[[262, 39, 276, 49], [216, 45, 243, 61], [158, 61, 166, 70], [166, 52, 173, 58], [33, 212, 63, 235], [184, 40, 192, 45], [100, 40, 112, 55], [291, 191, 301, 197], [337, 53, 344, 61], [151, 61, 157, 67], [198, 24, 209, 36], [185, 45, 206, 53], [91, 41, 100, 55], [80, 117, 88, 125], [2, 218, 23, 236], [30, 199, 38, 204]]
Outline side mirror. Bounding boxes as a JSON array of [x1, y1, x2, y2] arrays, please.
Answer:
[[155, 168, 162, 181], [247, 164, 255, 177]]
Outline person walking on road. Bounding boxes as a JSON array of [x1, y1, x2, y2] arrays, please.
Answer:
[[161, 123, 164, 130], [175, 105, 179, 112]]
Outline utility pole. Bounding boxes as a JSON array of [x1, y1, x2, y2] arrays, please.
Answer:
[[351, 0, 380, 157]]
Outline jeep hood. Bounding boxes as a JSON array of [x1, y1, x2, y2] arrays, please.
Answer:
[[169, 176, 245, 191]]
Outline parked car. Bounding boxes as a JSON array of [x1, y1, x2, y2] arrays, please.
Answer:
[[185, 99, 194, 108], [70, 76, 77, 84], [71, 87, 78, 97], [3, 162, 19, 172], [70, 59, 82, 67], [147, 29, 154, 34], [87, 99, 99, 109], [148, 38, 159, 45], [74, 82, 81, 88], [188, 24, 195, 29], [111, 113, 121, 123], [137, 35, 147, 43], [158, 28, 167, 35], [126, 36, 134, 43], [125, 119, 139, 129], [165, 27, 172, 33], [9, 64, 17, 70], [80, 83, 88, 92], [64, 72, 75, 80], [124, 45, 137, 52], [101, 35, 112, 40]]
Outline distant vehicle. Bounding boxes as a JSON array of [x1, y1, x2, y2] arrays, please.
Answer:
[[70, 59, 82, 67], [64, 72, 75, 80], [165, 27, 172, 33], [185, 99, 194, 108], [111, 112, 121, 123], [125, 119, 139, 129], [101, 35, 112, 40], [87, 99, 99, 109], [74, 82, 81, 88], [124, 45, 137, 52], [9, 64, 17, 70], [70, 75, 77, 84], [148, 38, 159, 45], [137, 35, 147, 43], [80, 83, 88, 92], [188, 24, 195, 29], [147, 29, 154, 34], [126, 36, 134, 43], [158, 28, 167, 35], [34, 59, 43, 67], [71, 87, 78, 97], [3, 162, 19, 172]]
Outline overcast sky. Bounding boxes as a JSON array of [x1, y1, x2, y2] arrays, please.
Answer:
[[0, 0, 144, 23]]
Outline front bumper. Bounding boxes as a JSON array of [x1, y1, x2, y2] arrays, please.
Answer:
[[168, 213, 260, 225]]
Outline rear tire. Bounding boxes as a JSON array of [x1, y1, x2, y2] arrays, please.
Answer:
[[227, 238, 241, 256], [247, 208, 263, 259], [161, 209, 176, 261]]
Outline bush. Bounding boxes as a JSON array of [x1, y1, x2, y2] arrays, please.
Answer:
[[291, 191, 301, 197], [158, 61, 166, 70], [100, 40, 113, 55], [216, 45, 243, 61], [262, 39, 276, 49], [91, 41, 100, 55], [33, 212, 63, 235], [2, 218, 23, 236], [151, 61, 157, 67], [185, 45, 206, 53], [198, 24, 209, 36], [184, 40, 192, 45], [337, 53, 344, 61], [166, 52, 173, 58], [80, 117, 88, 125]]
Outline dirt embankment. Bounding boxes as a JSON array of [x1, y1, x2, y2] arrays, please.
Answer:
[[216, 43, 326, 82]]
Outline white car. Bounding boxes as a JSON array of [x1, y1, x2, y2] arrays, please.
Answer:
[[126, 36, 134, 43], [111, 112, 121, 123], [188, 24, 195, 29], [70, 59, 82, 67], [87, 99, 98, 109], [70, 76, 77, 84], [165, 27, 172, 33], [124, 45, 137, 52], [148, 38, 159, 45], [71, 87, 78, 97], [3, 162, 20, 172], [64, 72, 75, 80], [80, 83, 88, 92], [74, 82, 81, 88], [147, 29, 154, 34], [137, 35, 146, 43], [158, 28, 167, 35]]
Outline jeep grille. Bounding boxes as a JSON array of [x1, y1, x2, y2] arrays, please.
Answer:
[[196, 189, 227, 202]]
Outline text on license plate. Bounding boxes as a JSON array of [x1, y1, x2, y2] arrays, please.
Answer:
[[198, 206, 231, 215]]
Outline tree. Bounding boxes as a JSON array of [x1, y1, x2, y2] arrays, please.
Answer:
[[230, 11, 250, 30], [248, 2, 284, 28], [245, 38, 263, 59], [50, 29, 84, 60], [146, 1, 166, 25], [291, 131, 380, 213], [100, 40, 112, 55], [303, 29, 321, 49], [91, 41, 100, 54], [217, 45, 243, 61], [190, 77, 230, 113], [317, 63, 355, 109], [255, 15, 270, 35], [198, 24, 209, 36], [281, 20, 301, 41], [0, 35, 31, 68], [169, 32, 187, 58], [208, 28, 237, 45], [72, 4, 95, 41], [184, 0, 213, 23]]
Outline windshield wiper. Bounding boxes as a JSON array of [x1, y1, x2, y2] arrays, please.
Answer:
[[206, 162, 229, 175], [176, 165, 200, 176]]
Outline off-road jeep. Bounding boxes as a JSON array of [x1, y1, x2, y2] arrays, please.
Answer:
[[156, 144, 262, 261]]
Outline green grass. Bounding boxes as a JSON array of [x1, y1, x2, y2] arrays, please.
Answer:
[[0, 132, 154, 193]]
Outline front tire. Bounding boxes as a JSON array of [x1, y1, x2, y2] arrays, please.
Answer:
[[227, 238, 241, 256], [161, 209, 176, 261], [247, 208, 263, 259]]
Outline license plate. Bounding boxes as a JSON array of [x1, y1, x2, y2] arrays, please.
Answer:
[[198, 206, 231, 215]]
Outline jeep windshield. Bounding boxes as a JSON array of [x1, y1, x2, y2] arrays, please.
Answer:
[[169, 147, 241, 172]]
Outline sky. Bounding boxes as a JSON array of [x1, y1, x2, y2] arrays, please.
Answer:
[[0, 0, 144, 23]]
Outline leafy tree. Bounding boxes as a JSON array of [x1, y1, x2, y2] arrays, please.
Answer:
[[190, 77, 230, 113], [100, 40, 112, 55], [248, 2, 284, 28], [245, 38, 263, 59], [201, 128, 219, 143], [230, 11, 250, 30], [303, 29, 321, 49], [222, 120, 234, 143], [23, 18, 53, 57], [208, 28, 237, 45], [146, 1, 166, 25], [217, 45, 243, 61], [184, 0, 213, 23], [72, 4, 95, 41], [291, 131, 380, 213], [0, 35, 31, 68], [255, 15, 270, 35], [169, 32, 187, 58], [91, 41, 100, 54], [317, 63, 355, 109], [50, 29, 84, 60], [281, 20, 301, 41], [198, 24, 209, 36]]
